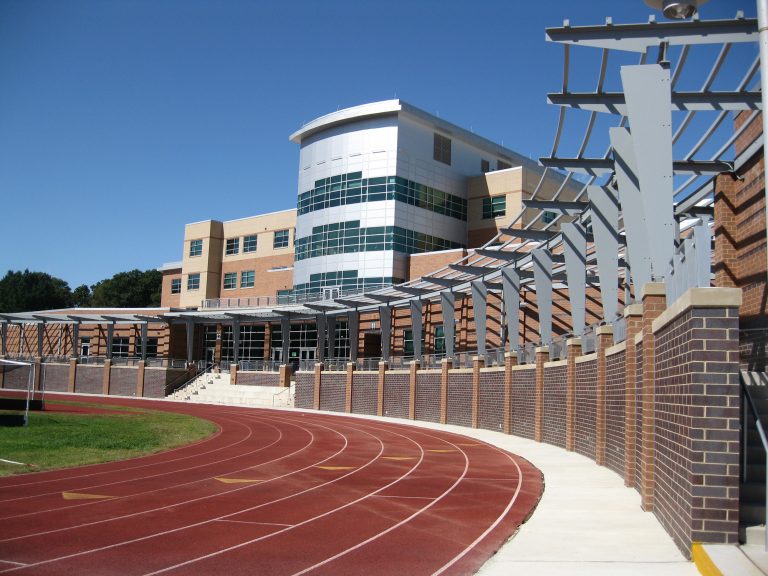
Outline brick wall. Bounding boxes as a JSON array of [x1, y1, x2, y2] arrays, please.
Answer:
[[478, 370, 505, 433], [511, 366, 536, 439], [1, 364, 30, 390], [295, 372, 314, 409], [574, 356, 598, 460], [41, 363, 68, 392], [542, 363, 567, 449], [383, 372, 409, 419], [447, 371, 473, 428], [351, 373, 378, 415], [652, 298, 741, 551], [605, 347, 627, 478], [110, 367, 137, 396], [415, 372, 441, 423], [75, 365, 103, 394], [144, 368, 171, 398], [237, 372, 280, 386], [635, 339, 644, 495], [319, 372, 346, 412]]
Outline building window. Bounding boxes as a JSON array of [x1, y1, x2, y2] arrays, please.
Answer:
[[243, 235, 257, 253], [434, 326, 446, 354], [223, 272, 237, 290], [187, 273, 200, 291], [403, 329, 414, 356], [497, 160, 512, 171], [433, 133, 451, 165], [143, 337, 158, 358], [112, 337, 130, 358], [240, 270, 255, 288], [274, 229, 289, 249], [482, 196, 506, 219], [80, 337, 91, 357], [225, 238, 240, 256], [542, 210, 556, 224], [481, 159, 490, 173], [189, 239, 203, 257], [170, 278, 181, 294]]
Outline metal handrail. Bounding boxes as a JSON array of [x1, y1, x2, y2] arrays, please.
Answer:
[[741, 372, 768, 551]]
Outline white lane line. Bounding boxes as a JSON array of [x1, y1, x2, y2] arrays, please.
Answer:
[[372, 495, 436, 500], [0, 459, 26, 466], [0, 417, 367, 575], [0, 414, 320, 543], [215, 520, 294, 528], [431, 450, 525, 576]]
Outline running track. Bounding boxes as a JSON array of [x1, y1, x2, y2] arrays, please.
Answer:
[[0, 395, 543, 575]]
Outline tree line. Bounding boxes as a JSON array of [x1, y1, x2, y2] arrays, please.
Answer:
[[0, 269, 162, 313]]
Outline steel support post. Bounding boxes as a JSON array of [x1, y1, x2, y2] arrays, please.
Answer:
[[532, 249, 553, 346], [316, 314, 326, 362], [440, 291, 456, 358], [471, 280, 488, 356], [588, 185, 621, 321], [501, 267, 521, 352], [348, 311, 359, 362], [379, 306, 392, 361], [562, 222, 588, 335], [280, 317, 290, 365], [410, 300, 423, 361]]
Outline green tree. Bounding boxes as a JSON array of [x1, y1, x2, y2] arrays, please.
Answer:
[[0, 270, 72, 313], [90, 269, 162, 308], [71, 284, 92, 307]]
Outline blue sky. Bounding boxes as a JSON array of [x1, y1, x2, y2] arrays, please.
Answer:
[[0, 0, 755, 289]]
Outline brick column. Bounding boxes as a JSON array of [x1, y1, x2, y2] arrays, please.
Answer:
[[640, 282, 666, 511], [566, 338, 581, 452], [534, 347, 549, 442], [623, 304, 643, 487], [279, 364, 292, 388], [230, 363, 238, 385], [377, 361, 387, 417], [102, 359, 112, 396], [440, 358, 452, 424], [313, 362, 323, 410], [408, 360, 419, 420], [345, 362, 355, 413], [503, 352, 517, 434], [713, 172, 739, 288], [595, 326, 613, 466], [264, 323, 272, 361], [67, 358, 77, 393], [214, 324, 222, 366], [33, 357, 42, 392], [651, 287, 742, 551], [471, 356, 484, 428], [136, 360, 145, 397]]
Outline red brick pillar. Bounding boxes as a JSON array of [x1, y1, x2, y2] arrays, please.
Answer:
[[534, 347, 549, 442], [313, 362, 323, 410], [713, 171, 739, 289], [503, 352, 517, 434], [640, 283, 666, 511], [102, 359, 112, 396], [263, 324, 272, 361], [230, 363, 238, 385], [377, 361, 387, 417], [440, 358, 452, 424], [136, 360, 145, 397], [623, 304, 643, 487], [408, 360, 419, 420], [566, 338, 581, 452], [596, 326, 613, 466], [345, 362, 354, 413], [68, 358, 77, 393], [471, 356, 485, 428], [279, 364, 292, 388]]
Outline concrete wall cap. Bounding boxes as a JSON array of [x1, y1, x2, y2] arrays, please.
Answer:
[[634, 331, 644, 345], [652, 287, 742, 334], [440, 358, 453, 365], [575, 352, 598, 364], [511, 364, 536, 371], [606, 341, 626, 357], [624, 303, 644, 317], [640, 282, 666, 299], [504, 351, 518, 359], [544, 359, 568, 369], [535, 346, 550, 354], [567, 337, 582, 347], [596, 325, 613, 336]]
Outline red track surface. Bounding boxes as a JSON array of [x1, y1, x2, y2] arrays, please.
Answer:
[[0, 395, 542, 575]]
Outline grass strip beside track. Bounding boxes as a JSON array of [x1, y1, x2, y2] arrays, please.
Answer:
[[0, 403, 217, 476]]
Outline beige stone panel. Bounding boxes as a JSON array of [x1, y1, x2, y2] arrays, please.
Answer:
[[221, 209, 297, 261]]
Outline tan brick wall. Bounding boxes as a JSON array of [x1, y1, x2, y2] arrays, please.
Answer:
[[160, 268, 182, 308]]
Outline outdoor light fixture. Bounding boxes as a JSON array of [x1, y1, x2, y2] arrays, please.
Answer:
[[644, 0, 708, 19]]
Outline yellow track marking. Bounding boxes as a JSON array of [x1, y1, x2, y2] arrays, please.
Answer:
[[381, 456, 416, 461], [456, 443, 480, 447], [62, 492, 113, 500], [215, 478, 264, 484], [315, 466, 356, 471]]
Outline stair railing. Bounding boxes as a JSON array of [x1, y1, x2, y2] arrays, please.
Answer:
[[741, 373, 768, 551]]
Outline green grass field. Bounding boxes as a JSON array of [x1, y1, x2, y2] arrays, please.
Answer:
[[0, 403, 217, 476]]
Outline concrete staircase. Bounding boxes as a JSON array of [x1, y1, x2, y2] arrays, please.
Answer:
[[168, 371, 294, 408], [741, 371, 768, 552]]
